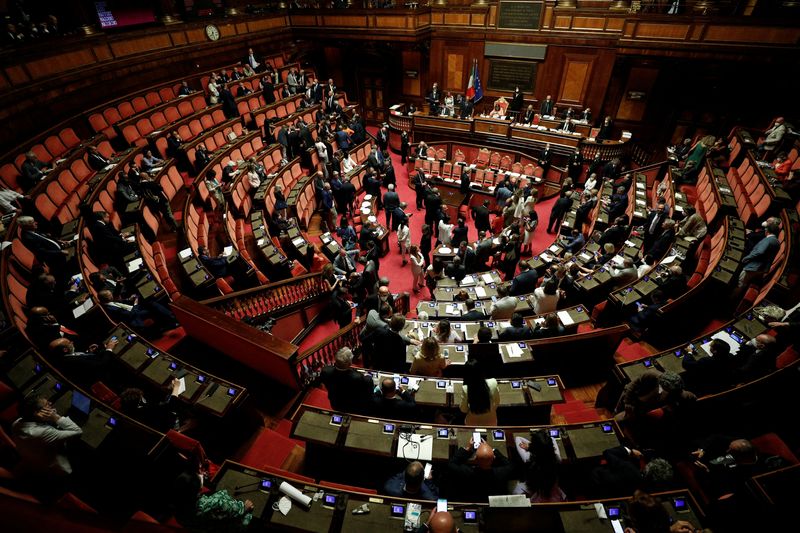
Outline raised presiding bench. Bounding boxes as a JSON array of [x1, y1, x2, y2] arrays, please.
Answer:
[[214, 460, 704, 533], [103, 324, 247, 417]]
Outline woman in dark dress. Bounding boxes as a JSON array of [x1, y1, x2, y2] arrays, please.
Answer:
[[419, 223, 433, 268]]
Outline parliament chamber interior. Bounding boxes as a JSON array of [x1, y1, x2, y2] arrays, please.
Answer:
[[1, 0, 799, 531]]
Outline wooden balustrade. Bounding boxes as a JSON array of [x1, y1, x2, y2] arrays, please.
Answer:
[[296, 320, 364, 388], [202, 272, 329, 326]]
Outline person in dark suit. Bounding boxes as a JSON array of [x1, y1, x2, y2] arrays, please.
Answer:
[[471, 200, 491, 236], [198, 245, 229, 278], [599, 216, 629, 248], [681, 339, 736, 394], [427, 83, 441, 115], [219, 84, 238, 119], [451, 218, 469, 250], [372, 378, 418, 420], [424, 188, 443, 238], [520, 104, 536, 125], [597, 116, 614, 141], [456, 241, 476, 273], [539, 144, 552, 176], [371, 315, 413, 374], [533, 313, 566, 339], [320, 347, 374, 415], [18, 216, 70, 287], [645, 219, 676, 259], [567, 149, 583, 181], [540, 95, 554, 116], [20, 151, 50, 191], [460, 97, 474, 119], [629, 290, 667, 333], [363, 286, 395, 317], [498, 313, 534, 341], [86, 146, 111, 172], [581, 107, 592, 124], [47, 338, 116, 386], [739, 219, 780, 287], [445, 256, 467, 282], [605, 186, 629, 223], [413, 168, 428, 210], [377, 125, 390, 153], [508, 86, 524, 119], [446, 438, 516, 502], [642, 199, 669, 252], [98, 289, 178, 332], [560, 118, 576, 133], [573, 191, 596, 231], [562, 228, 586, 254], [547, 191, 573, 234], [510, 261, 539, 296], [461, 299, 485, 321], [383, 184, 400, 231], [119, 380, 184, 433], [591, 446, 675, 498], [87, 211, 136, 269], [735, 334, 778, 380], [383, 461, 439, 501]]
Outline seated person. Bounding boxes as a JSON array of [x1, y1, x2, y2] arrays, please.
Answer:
[[383, 461, 439, 500], [87, 211, 137, 269], [25, 306, 67, 350], [513, 430, 566, 503], [629, 289, 668, 333], [498, 312, 534, 341], [198, 245, 230, 278], [119, 378, 184, 432], [461, 298, 485, 320], [591, 446, 675, 498], [681, 339, 736, 394], [97, 289, 180, 334], [320, 347, 374, 414], [372, 377, 417, 420], [615, 370, 696, 424], [433, 319, 463, 343], [48, 337, 116, 386], [445, 256, 467, 282], [172, 469, 254, 531], [410, 337, 448, 377], [532, 313, 566, 339], [12, 395, 82, 498], [445, 437, 515, 502]]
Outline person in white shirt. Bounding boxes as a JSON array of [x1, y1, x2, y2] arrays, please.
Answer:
[[584, 173, 598, 192], [409, 245, 426, 292], [489, 285, 518, 319], [532, 280, 560, 314], [12, 395, 82, 480], [207, 77, 219, 104], [638, 255, 656, 278], [397, 220, 411, 265], [315, 139, 329, 178], [0, 185, 23, 214], [341, 152, 357, 175], [246, 163, 261, 190], [434, 319, 463, 344], [438, 217, 454, 246]]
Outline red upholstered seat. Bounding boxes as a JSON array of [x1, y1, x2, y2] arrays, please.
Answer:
[[751, 433, 800, 465], [238, 429, 299, 472]]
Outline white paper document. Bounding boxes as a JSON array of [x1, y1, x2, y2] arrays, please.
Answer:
[[475, 286, 487, 298], [708, 330, 743, 355], [397, 433, 433, 461], [488, 494, 530, 508], [223, 245, 234, 257], [482, 273, 495, 283], [178, 248, 193, 260], [557, 310, 575, 326]]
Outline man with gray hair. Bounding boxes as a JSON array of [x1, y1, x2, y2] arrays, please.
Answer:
[[18, 215, 70, 288], [616, 370, 696, 423], [592, 445, 674, 497], [319, 347, 373, 414]]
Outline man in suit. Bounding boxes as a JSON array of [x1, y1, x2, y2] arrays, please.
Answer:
[[98, 289, 179, 334], [520, 104, 536, 125], [508, 86, 524, 119], [383, 159, 396, 189], [510, 261, 539, 296], [20, 151, 49, 191], [320, 347, 374, 415], [605, 186, 629, 223], [427, 82, 441, 115], [645, 218, 676, 259], [739, 219, 780, 287], [474, 231, 495, 271], [460, 96, 474, 119], [498, 313, 534, 341], [364, 171, 383, 212], [48, 337, 116, 386], [335, 128, 351, 153], [377, 125, 390, 153], [424, 188, 443, 237], [562, 228, 586, 254], [333, 248, 356, 277], [87, 211, 136, 269], [367, 145, 382, 172], [540, 95, 554, 116], [681, 339, 736, 394], [372, 378, 418, 420], [591, 446, 675, 498], [363, 286, 395, 317], [446, 438, 515, 502], [456, 241, 476, 273], [445, 256, 467, 282], [471, 200, 491, 236], [610, 257, 639, 289], [413, 168, 428, 210], [489, 285, 518, 319], [539, 143, 552, 176], [567, 148, 583, 181], [736, 334, 778, 380], [451, 218, 469, 249], [547, 190, 573, 234], [642, 199, 669, 252], [629, 289, 667, 333], [384, 461, 439, 501], [560, 118, 576, 133], [86, 146, 111, 172], [18, 216, 70, 287], [461, 299, 485, 320], [597, 116, 614, 141], [574, 191, 596, 230], [244, 48, 263, 72], [383, 184, 401, 231], [372, 315, 414, 374], [198, 245, 229, 278], [581, 107, 592, 123], [599, 216, 630, 248]]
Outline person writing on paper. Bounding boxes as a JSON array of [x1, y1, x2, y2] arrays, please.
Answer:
[[173, 468, 254, 531], [445, 431, 514, 502], [410, 337, 448, 377], [383, 461, 439, 501], [459, 359, 500, 426]]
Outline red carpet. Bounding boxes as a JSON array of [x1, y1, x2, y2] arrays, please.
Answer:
[[310, 133, 559, 313], [297, 319, 341, 352], [237, 428, 301, 471], [615, 337, 656, 362]]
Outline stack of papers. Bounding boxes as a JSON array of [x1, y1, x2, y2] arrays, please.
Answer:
[[179, 248, 193, 260], [506, 343, 524, 358], [223, 245, 234, 257], [475, 286, 487, 298], [72, 298, 94, 319], [445, 304, 460, 316], [127, 258, 143, 273], [557, 310, 575, 326]]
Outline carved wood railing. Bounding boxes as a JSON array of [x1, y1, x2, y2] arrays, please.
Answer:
[[201, 272, 329, 326], [295, 320, 364, 388]]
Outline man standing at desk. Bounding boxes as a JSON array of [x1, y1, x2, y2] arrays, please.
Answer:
[[320, 347, 374, 414], [427, 82, 441, 115], [540, 95, 554, 116], [383, 184, 401, 232]]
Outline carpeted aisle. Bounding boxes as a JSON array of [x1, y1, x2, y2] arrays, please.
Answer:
[[310, 133, 560, 314]]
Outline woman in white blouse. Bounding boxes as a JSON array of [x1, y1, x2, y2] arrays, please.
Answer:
[[438, 217, 454, 246], [341, 152, 357, 175], [207, 77, 219, 104], [532, 279, 561, 315], [459, 359, 500, 426], [397, 219, 411, 265], [409, 245, 426, 292]]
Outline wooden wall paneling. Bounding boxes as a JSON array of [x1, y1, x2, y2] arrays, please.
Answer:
[[26, 49, 97, 80], [445, 50, 466, 93], [402, 50, 422, 97], [110, 34, 173, 57], [558, 53, 595, 105], [615, 66, 659, 122]]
